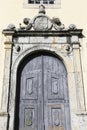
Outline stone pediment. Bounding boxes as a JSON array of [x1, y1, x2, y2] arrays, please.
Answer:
[[2, 4, 83, 39], [5, 5, 65, 31]]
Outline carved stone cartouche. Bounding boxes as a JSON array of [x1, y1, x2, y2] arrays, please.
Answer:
[[5, 5, 79, 32]]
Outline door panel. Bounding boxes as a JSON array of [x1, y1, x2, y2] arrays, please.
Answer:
[[48, 104, 65, 130], [19, 56, 43, 130], [46, 72, 64, 100], [43, 55, 68, 130], [20, 103, 38, 130], [21, 72, 38, 100], [18, 53, 70, 130]]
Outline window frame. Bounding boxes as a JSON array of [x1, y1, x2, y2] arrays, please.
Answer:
[[23, 0, 61, 9]]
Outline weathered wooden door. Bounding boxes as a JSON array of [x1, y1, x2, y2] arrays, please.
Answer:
[[17, 53, 71, 130]]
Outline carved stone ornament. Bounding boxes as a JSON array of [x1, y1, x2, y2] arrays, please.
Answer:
[[68, 24, 77, 30], [28, 5, 53, 31], [52, 17, 65, 30], [33, 15, 53, 31], [7, 24, 16, 30], [22, 5, 64, 31], [5, 5, 79, 32], [23, 18, 32, 30]]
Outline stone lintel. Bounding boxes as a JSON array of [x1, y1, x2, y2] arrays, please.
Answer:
[[13, 36, 68, 44], [2, 29, 83, 38]]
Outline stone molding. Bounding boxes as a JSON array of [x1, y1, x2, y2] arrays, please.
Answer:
[[3, 30, 83, 38], [0, 112, 8, 117]]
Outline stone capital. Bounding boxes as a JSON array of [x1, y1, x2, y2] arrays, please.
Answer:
[[4, 36, 12, 49], [0, 112, 8, 117], [72, 43, 80, 49]]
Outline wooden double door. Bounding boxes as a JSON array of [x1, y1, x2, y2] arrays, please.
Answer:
[[17, 53, 70, 130]]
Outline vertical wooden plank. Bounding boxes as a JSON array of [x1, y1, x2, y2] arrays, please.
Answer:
[[43, 54, 70, 130], [19, 55, 43, 130]]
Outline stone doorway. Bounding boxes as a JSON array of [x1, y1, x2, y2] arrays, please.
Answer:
[[1, 5, 85, 130], [14, 52, 71, 130]]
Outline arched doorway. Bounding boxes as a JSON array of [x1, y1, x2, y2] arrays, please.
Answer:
[[14, 51, 71, 130]]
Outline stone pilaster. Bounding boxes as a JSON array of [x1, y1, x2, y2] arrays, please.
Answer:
[[72, 43, 86, 112], [0, 36, 12, 130]]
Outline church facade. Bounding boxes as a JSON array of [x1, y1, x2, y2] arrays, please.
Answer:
[[0, 1, 87, 130]]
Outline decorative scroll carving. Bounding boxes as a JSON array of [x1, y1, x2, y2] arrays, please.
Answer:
[[5, 5, 79, 32], [23, 18, 32, 30], [22, 5, 65, 31], [6, 5, 65, 31], [52, 17, 65, 30]]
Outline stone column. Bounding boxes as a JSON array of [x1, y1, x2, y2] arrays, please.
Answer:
[[0, 35, 12, 130], [72, 41, 86, 113]]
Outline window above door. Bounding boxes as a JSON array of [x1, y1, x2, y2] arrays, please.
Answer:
[[23, 0, 61, 8]]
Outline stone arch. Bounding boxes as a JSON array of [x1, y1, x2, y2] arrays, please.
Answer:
[[12, 45, 74, 73], [9, 45, 74, 130]]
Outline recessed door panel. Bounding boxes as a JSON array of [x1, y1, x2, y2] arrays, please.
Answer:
[[19, 103, 38, 130], [48, 104, 65, 130], [21, 72, 39, 100], [46, 72, 64, 100]]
